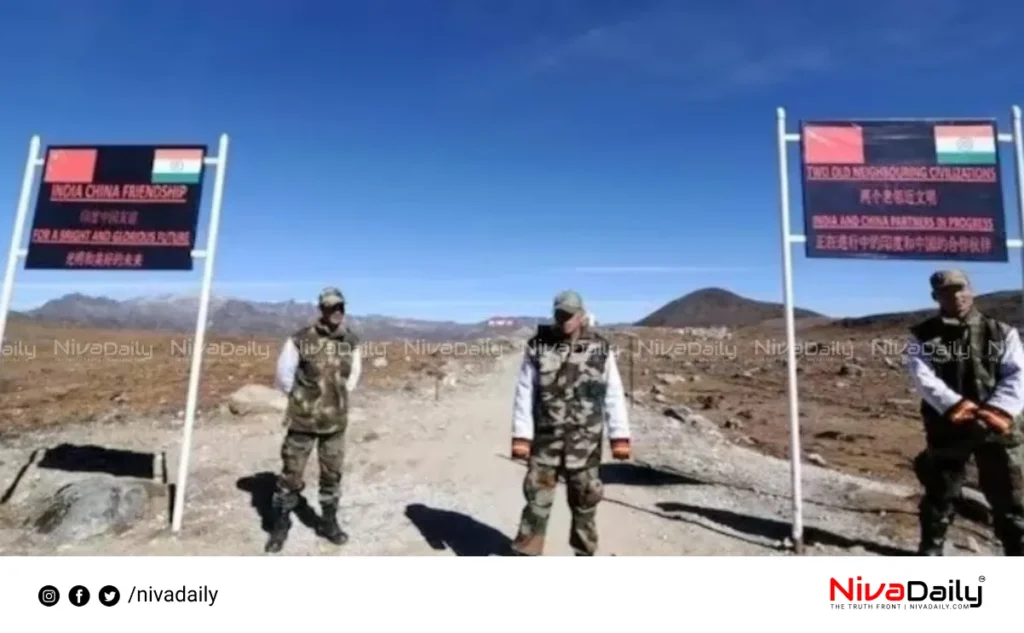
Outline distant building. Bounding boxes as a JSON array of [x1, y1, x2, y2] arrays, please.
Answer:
[[487, 317, 516, 327]]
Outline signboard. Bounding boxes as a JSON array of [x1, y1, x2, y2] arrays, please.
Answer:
[[799, 119, 1007, 262], [25, 144, 208, 270]]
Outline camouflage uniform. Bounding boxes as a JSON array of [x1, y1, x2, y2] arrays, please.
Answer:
[[266, 288, 360, 553], [907, 270, 1024, 556], [510, 290, 631, 556]]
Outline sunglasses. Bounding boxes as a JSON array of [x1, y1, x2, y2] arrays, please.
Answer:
[[554, 309, 577, 323]]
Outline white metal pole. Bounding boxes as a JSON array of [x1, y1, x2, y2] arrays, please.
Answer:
[[776, 107, 804, 553], [0, 136, 41, 351], [1011, 106, 1024, 327], [172, 134, 230, 533]]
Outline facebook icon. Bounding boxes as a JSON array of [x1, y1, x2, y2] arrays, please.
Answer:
[[69, 585, 90, 606]]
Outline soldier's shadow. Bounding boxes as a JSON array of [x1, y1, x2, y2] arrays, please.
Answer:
[[236, 472, 321, 533], [405, 503, 513, 556]]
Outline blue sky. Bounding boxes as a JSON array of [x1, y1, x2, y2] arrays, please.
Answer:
[[2, 0, 1024, 323]]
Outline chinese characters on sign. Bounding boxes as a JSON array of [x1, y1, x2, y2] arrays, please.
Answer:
[[799, 120, 1007, 262], [26, 145, 208, 270], [857, 188, 937, 206]]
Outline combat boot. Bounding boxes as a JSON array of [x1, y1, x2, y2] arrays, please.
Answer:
[[993, 517, 1024, 555], [917, 525, 946, 556], [317, 502, 349, 545], [509, 534, 544, 556], [918, 542, 944, 556], [265, 492, 297, 553], [917, 498, 951, 556], [1000, 534, 1024, 556], [265, 508, 292, 553]]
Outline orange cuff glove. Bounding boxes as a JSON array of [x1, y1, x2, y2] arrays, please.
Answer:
[[610, 438, 631, 460], [976, 405, 1014, 435], [946, 399, 979, 425], [511, 438, 531, 460]]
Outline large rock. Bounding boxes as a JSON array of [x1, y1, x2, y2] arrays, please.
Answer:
[[32, 477, 150, 541], [656, 373, 688, 386], [662, 405, 724, 440], [227, 384, 287, 415]]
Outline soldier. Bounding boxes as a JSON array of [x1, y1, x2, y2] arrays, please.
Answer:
[[265, 287, 362, 553], [904, 269, 1024, 555], [509, 290, 631, 556]]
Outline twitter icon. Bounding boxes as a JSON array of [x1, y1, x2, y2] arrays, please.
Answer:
[[99, 585, 120, 606]]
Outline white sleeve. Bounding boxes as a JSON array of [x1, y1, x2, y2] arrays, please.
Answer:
[[511, 352, 535, 440], [903, 335, 963, 414], [346, 347, 362, 393], [986, 328, 1024, 416], [604, 352, 630, 439], [274, 338, 298, 393]]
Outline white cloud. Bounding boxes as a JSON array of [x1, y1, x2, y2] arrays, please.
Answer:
[[518, 0, 1019, 99]]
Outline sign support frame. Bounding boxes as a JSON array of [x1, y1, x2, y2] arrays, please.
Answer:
[[775, 109, 805, 555], [775, 106, 1024, 554], [1011, 106, 1024, 321], [171, 133, 230, 533], [0, 133, 229, 534], [0, 135, 43, 352]]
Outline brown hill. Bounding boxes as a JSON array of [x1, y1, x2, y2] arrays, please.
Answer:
[[635, 287, 825, 328], [831, 290, 1023, 331]]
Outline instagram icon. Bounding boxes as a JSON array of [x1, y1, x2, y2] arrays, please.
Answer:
[[38, 585, 60, 606]]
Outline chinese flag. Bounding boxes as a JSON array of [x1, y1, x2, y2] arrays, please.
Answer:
[[803, 126, 864, 164], [43, 148, 97, 183]]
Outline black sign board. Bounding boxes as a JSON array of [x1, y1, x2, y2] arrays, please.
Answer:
[[799, 119, 1007, 262], [25, 144, 208, 270]]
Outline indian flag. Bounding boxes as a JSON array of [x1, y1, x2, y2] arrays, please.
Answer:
[[933, 125, 996, 165], [151, 148, 204, 184]]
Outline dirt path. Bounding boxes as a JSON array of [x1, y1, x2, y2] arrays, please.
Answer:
[[0, 351, 999, 556]]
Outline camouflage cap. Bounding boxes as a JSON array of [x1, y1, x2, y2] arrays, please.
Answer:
[[553, 290, 584, 314], [929, 269, 970, 291], [318, 287, 345, 307]]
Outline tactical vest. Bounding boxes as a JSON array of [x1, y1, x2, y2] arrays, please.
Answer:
[[909, 309, 1009, 428], [284, 321, 359, 434], [527, 326, 611, 466]]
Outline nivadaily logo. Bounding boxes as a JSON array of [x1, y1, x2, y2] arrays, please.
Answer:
[[830, 576, 984, 610]]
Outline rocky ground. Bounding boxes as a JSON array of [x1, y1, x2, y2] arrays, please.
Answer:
[[0, 319, 512, 432], [0, 319, 1003, 555], [605, 321, 957, 487]]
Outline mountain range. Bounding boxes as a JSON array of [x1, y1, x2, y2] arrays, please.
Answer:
[[11, 293, 547, 341], [9, 287, 1021, 340]]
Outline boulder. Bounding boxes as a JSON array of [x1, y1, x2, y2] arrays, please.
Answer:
[[662, 405, 724, 440], [227, 384, 287, 415], [32, 477, 150, 541]]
